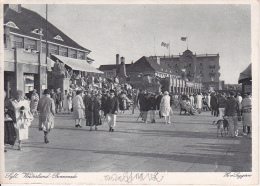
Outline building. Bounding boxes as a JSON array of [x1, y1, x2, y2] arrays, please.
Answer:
[[150, 49, 220, 92], [4, 4, 99, 98], [238, 63, 252, 96], [126, 56, 202, 94]]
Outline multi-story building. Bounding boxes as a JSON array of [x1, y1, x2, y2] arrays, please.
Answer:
[[4, 4, 97, 98], [150, 49, 221, 92]]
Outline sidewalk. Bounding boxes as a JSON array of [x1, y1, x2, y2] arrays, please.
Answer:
[[5, 108, 252, 172]]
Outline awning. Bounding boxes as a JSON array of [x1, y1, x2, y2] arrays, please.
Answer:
[[52, 54, 103, 74], [238, 63, 251, 83]]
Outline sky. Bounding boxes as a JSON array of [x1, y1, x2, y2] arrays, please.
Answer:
[[22, 4, 251, 84]]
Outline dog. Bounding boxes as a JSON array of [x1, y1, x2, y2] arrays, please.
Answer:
[[213, 118, 229, 137]]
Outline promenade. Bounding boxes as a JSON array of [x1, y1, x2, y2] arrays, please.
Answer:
[[5, 108, 252, 172]]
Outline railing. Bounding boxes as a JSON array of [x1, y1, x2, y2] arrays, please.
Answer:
[[70, 54, 77, 58], [50, 49, 58, 55], [60, 51, 68, 57], [25, 44, 37, 50]]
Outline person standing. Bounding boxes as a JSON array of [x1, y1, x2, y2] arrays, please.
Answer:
[[210, 92, 219, 116], [50, 89, 57, 111], [38, 89, 56, 143], [106, 89, 119, 132], [189, 94, 194, 107], [236, 93, 243, 116], [196, 92, 203, 114], [11, 90, 33, 150], [56, 88, 64, 113], [225, 91, 240, 138], [63, 90, 70, 114], [4, 90, 17, 150], [30, 89, 39, 116], [156, 92, 163, 118], [72, 90, 85, 128], [85, 91, 102, 131], [241, 94, 252, 137], [160, 91, 172, 124]]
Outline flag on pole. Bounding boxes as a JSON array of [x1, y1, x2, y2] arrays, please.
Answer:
[[161, 42, 170, 49], [181, 37, 187, 41]]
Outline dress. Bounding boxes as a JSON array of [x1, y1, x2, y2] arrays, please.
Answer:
[[160, 95, 171, 117], [11, 99, 33, 140], [242, 97, 252, 127], [72, 95, 85, 119], [38, 95, 55, 132]]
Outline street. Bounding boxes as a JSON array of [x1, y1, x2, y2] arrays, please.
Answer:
[[5, 107, 252, 172]]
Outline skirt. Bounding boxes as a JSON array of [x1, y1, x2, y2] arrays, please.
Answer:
[[4, 121, 17, 145]]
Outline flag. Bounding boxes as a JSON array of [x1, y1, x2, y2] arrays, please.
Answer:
[[181, 37, 187, 41], [161, 42, 169, 49]]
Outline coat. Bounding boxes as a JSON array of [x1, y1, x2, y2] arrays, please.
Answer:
[[210, 95, 219, 110], [85, 97, 102, 126], [107, 96, 119, 114], [148, 95, 157, 110], [139, 94, 150, 111], [225, 97, 239, 116], [72, 95, 85, 119], [38, 95, 56, 132], [160, 95, 171, 116]]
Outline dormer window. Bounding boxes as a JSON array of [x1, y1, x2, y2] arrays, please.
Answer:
[[53, 35, 64, 41], [31, 29, 43, 36], [5, 21, 19, 29]]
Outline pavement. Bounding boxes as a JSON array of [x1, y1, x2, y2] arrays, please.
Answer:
[[4, 107, 252, 172]]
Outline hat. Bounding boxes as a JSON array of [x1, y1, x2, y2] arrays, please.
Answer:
[[164, 91, 169, 95]]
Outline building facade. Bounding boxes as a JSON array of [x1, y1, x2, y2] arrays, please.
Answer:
[[4, 4, 94, 98], [150, 49, 220, 92]]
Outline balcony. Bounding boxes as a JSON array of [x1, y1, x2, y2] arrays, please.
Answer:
[[209, 65, 216, 68], [209, 72, 216, 76]]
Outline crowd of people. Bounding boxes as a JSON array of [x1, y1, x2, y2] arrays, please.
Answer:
[[4, 85, 252, 151]]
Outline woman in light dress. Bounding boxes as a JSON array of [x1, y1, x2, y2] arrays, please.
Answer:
[[72, 90, 85, 127], [63, 90, 73, 114], [196, 92, 203, 114], [160, 91, 172, 124], [11, 90, 33, 150]]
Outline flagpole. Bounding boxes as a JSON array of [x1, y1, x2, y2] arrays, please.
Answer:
[[169, 41, 170, 56], [187, 37, 189, 50], [154, 36, 155, 55]]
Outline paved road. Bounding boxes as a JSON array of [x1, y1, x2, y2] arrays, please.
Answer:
[[5, 107, 252, 172]]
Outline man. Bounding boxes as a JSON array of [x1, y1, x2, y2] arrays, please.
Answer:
[[38, 89, 55, 144], [225, 91, 240, 138], [106, 89, 119, 132], [56, 88, 64, 113]]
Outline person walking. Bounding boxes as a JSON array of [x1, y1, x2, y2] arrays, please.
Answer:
[[156, 92, 163, 118], [139, 91, 149, 123], [38, 89, 56, 143], [85, 91, 102, 131], [218, 92, 227, 120], [72, 90, 85, 128], [160, 91, 172, 124], [106, 89, 119, 132], [11, 90, 33, 150], [30, 89, 39, 116], [224, 91, 240, 138], [241, 93, 252, 137], [210, 92, 219, 116], [63, 90, 70, 114], [149, 93, 157, 123]]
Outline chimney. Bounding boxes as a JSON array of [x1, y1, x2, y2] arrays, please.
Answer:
[[116, 54, 120, 76], [9, 4, 22, 13], [119, 57, 126, 77], [157, 56, 160, 65]]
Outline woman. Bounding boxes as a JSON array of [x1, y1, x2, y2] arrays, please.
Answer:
[[11, 90, 33, 150], [38, 89, 56, 143], [196, 92, 203, 114], [63, 90, 71, 114], [72, 90, 85, 128], [242, 94, 252, 137], [160, 91, 172, 124], [4, 90, 17, 150], [85, 91, 102, 131], [30, 89, 39, 116]]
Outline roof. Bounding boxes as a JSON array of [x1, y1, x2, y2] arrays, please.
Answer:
[[4, 5, 90, 52], [99, 64, 131, 71], [52, 54, 103, 74], [238, 63, 251, 83], [127, 56, 175, 74]]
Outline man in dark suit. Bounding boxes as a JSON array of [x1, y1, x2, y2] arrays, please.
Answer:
[[106, 89, 119, 132], [225, 91, 240, 138]]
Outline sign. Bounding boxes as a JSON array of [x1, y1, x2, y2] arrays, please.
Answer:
[[186, 81, 194, 87]]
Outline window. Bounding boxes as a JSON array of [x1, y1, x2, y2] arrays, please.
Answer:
[[5, 21, 19, 29], [211, 77, 214, 81], [12, 36, 23, 48], [60, 47, 68, 57], [50, 44, 58, 55], [25, 39, 37, 50], [70, 49, 77, 58], [78, 51, 85, 60]]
